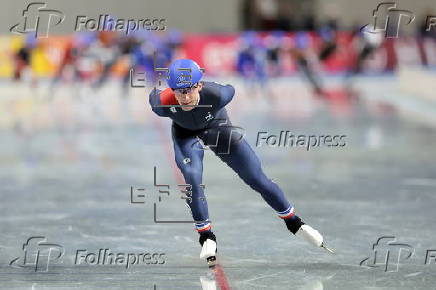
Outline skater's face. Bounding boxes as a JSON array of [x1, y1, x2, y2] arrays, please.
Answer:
[[173, 83, 202, 111]]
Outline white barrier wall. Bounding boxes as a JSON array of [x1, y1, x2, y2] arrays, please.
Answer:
[[399, 67, 436, 102]]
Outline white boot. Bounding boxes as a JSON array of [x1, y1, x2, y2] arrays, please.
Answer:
[[199, 231, 218, 267], [296, 224, 334, 253], [200, 239, 217, 267], [296, 224, 323, 247], [200, 275, 217, 290], [200, 239, 217, 259]]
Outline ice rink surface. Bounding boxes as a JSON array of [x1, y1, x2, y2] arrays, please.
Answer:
[[1, 76, 436, 289]]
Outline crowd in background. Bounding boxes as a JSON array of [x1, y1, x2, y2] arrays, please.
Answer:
[[10, 9, 436, 92]]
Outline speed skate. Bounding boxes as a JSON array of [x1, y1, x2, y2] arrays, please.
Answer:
[[199, 232, 218, 267], [296, 224, 335, 254], [200, 238, 218, 267], [285, 215, 335, 254]]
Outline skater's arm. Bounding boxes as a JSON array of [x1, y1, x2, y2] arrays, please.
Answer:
[[148, 88, 169, 117], [219, 84, 235, 108], [204, 82, 234, 109]]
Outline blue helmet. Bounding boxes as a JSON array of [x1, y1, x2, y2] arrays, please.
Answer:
[[166, 59, 203, 89]]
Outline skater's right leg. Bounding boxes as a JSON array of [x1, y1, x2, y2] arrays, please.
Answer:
[[172, 127, 218, 265], [172, 127, 210, 233]]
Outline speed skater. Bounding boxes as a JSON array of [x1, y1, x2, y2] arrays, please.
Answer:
[[148, 59, 333, 267]]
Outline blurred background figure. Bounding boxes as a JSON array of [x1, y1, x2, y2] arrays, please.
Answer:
[[288, 31, 324, 96], [13, 34, 37, 83], [350, 25, 384, 75], [236, 31, 268, 97]]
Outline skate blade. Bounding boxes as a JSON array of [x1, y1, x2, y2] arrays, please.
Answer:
[[321, 243, 335, 254], [207, 256, 217, 268]]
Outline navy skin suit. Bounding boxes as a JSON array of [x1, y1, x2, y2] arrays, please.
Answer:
[[149, 81, 295, 233]]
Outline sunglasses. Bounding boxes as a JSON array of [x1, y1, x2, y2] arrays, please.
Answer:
[[173, 83, 199, 94]]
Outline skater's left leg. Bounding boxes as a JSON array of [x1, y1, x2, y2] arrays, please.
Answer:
[[201, 129, 295, 220], [201, 129, 332, 252]]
